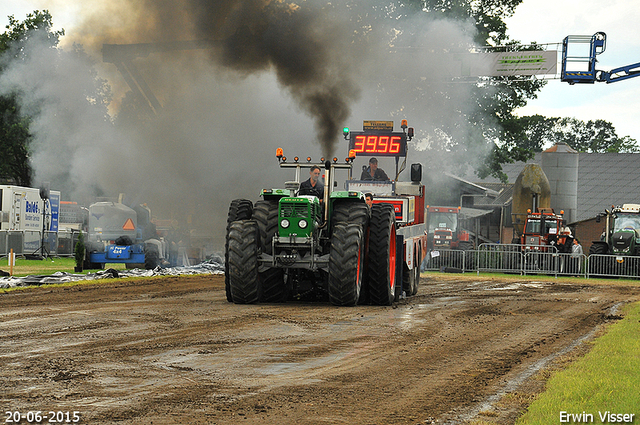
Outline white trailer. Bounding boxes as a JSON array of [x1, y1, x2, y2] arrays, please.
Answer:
[[0, 185, 60, 232]]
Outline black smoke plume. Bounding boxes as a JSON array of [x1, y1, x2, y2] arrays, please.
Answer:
[[103, 0, 359, 157]]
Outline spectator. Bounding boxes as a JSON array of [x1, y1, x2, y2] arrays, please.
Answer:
[[571, 238, 583, 275]]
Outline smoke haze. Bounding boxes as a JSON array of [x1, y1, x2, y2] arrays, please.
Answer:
[[0, 1, 494, 250]]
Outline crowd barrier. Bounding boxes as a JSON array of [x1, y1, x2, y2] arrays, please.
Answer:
[[421, 243, 635, 279], [0, 230, 79, 258]]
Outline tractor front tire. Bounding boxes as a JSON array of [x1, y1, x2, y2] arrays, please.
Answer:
[[225, 199, 254, 302], [367, 204, 397, 306], [588, 242, 610, 277], [328, 223, 365, 306], [228, 220, 261, 304], [253, 200, 288, 302], [253, 200, 279, 255]]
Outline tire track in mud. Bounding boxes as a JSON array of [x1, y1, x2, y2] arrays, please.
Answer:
[[1, 274, 638, 424]]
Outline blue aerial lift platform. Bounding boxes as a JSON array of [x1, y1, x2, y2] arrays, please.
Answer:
[[561, 31, 640, 84]]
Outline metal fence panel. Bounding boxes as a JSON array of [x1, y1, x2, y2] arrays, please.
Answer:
[[0, 231, 6, 256], [477, 244, 522, 274], [23, 230, 41, 254], [0, 230, 81, 258], [523, 251, 560, 276], [423, 249, 469, 272], [556, 253, 587, 277], [8, 232, 23, 255], [57, 230, 74, 256], [588, 254, 640, 279]]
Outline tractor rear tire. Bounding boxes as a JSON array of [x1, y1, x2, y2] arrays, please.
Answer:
[[331, 201, 370, 231], [328, 223, 365, 306], [228, 220, 261, 304], [225, 199, 254, 302], [367, 204, 397, 306], [261, 268, 288, 303]]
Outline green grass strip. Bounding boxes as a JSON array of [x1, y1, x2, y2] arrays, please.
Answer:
[[517, 302, 640, 424]]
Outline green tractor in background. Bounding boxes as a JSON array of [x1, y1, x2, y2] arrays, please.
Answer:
[[224, 149, 399, 306], [589, 204, 640, 277], [590, 204, 640, 256]]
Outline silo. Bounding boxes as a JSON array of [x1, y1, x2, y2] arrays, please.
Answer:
[[511, 164, 552, 239], [541, 142, 579, 224]]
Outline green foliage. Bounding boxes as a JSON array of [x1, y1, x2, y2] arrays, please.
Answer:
[[0, 11, 112, 188], [552, 118, 639, 153], [0, 93, 32, 185], [74, 231, 85, 267], [501, 115, 639, 155], [0, 11, 63, 186], [0, 10, 64, 60]]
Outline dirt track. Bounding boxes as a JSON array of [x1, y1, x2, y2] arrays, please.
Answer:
[[1, 274, 639, 424]]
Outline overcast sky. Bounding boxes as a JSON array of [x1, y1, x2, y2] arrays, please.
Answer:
[[505, 0, 640, 145], [2, 0, 640, 144]]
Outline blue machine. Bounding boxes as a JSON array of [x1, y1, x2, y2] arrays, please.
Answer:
[[561, 32, 640, 84], [85, 202, 159, 269]]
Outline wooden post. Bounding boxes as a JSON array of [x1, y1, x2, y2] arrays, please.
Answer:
[[9, 248, 14, 276]]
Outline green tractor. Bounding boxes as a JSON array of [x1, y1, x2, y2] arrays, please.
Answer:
[[589, 204, 640, 277], [590, 204, 640, 256], [225, 149, 399, 306]]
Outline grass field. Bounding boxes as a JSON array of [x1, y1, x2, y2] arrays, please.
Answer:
[[517, 302, 640, 424], [1, 256, 126, 277]]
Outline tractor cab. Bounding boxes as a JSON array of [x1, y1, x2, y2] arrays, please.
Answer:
[[521, 208, 565, 250]]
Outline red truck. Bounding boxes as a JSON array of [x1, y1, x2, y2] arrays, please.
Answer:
[[425, 206, 473, 251]]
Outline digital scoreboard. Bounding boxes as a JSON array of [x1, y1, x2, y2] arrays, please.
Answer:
[[347, 132, 407, 157]]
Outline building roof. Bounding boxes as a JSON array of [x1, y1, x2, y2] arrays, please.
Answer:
[[472, 182, 513, 207], [483, 152, 640, 223], [444, 172, 500, 196]]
